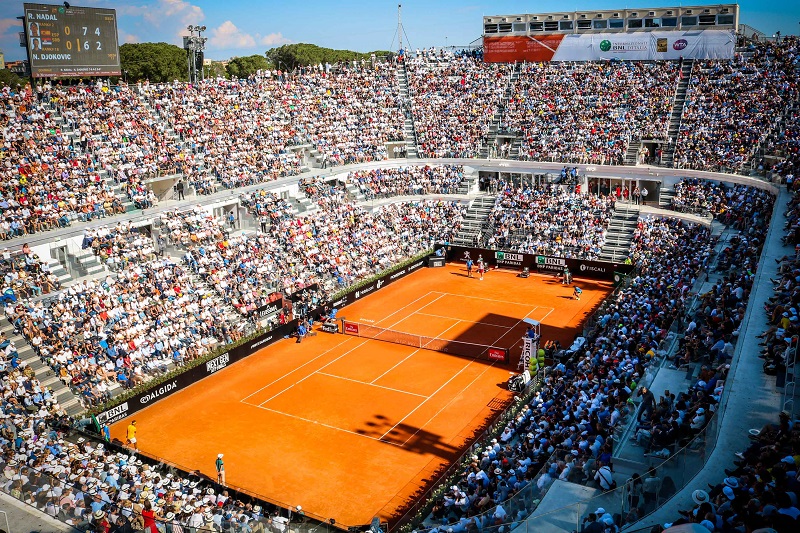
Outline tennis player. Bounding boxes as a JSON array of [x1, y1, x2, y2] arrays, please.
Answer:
[[478, 259, 485, 280], [466, 258, 473, 278], [216, 453, 226, 485], [573, 286, 583, 300], [126, 420, 138, 450]]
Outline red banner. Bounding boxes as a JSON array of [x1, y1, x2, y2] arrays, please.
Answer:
[[483, 35, 566, 63], [343, 322, 359, 335], [488, 348, 508, 362]]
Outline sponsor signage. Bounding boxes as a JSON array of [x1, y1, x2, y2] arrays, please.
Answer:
[[495, 251, 524, 267], [488, 348, 508, 362], [344, 322, 359, 335], [521, 337, 533, 369], [255, 297, 283, 320], [426, 256, 446, 268], [484, 29, 734, 63], [443, 244, 633, 282], [96, 401, 129, 425], [206, 353, 230, 374]]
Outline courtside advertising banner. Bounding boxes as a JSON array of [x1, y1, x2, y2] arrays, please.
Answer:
[[484, 29, 734, 62], [443, 244, 633, 281], [521, 337, 533, 368]]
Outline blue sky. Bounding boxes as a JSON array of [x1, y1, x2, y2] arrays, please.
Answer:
[[1, 0, 799, 62]]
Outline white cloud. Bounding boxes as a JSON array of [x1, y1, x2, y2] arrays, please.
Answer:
[[0, 18, 22, 35], [120, 0, 204, 43], [120, 30, 141, 44], [259, 32, 291, 46], [209, 20, 255, 50]]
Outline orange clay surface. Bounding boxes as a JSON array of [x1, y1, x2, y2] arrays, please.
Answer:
[[111, 264, 612, 527]]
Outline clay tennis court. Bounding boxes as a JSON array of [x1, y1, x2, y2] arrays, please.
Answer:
[[111, 264, 612, 527]]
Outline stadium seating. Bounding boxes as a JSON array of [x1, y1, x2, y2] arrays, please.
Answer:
[[506, 62, 677, 165], [1, 34, 800, 533], [483, 182, 613, 259]]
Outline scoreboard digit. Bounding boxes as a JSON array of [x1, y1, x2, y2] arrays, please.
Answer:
[[23, 3, 121, 78]]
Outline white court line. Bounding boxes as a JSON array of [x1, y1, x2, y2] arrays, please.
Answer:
[[245, 404, 405, 447], [430, 291, 546, 308], [376, 316, 478, 441], [370, 349, 420, 384], [241, 291, 437, 405], [486, 306, 541, 349], [401, 360, 499, 446], [254, 340, 370, 407], [538, 307, 555, 322], [316, 372, 429, 398], [379, 359, 474, 441], [240, 336, 354, 404], [372, 291, 435, 327], [415, 312, 516, 329]]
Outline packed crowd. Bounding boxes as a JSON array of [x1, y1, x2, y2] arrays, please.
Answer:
[[670, 179, 728, 214], [766, 114, 800, 186], [5, 256, 241, 406], [421, 215, 717, 532], [0, 413, 302, 533], [160, 207, 228, 247], [0, 86, 129, 236], [674, 37, 800, 172], [192, 181, 465, 317], [407, 57, 511, 158], [644, 173, 800, 532], [504, 62, 678, 165], [347, 165, 465, 199], [484, 183, 613, 259], [3, 42, 800, 242], [272, 62, 405, 165], [1, 244, 61, 301], [81, 222, 161, 271], [287, 178, 465, 288]]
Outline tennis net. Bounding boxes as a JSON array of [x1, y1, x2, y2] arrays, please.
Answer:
[[341, 321, 509, 364]]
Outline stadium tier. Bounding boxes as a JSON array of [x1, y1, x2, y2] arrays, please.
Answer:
[[1, 5, 799, 533]]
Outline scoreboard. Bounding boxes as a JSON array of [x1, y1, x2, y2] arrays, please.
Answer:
[[23, 3, 121, 78]]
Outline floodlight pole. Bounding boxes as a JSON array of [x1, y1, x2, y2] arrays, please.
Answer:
[[397, 4, 403, 54]]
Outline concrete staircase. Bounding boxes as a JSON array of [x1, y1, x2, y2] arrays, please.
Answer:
[[661, 59, 694, 168], [396, 62, 419, 158], [292, 195, 319, 215], [1, 317, 84, 416], [453, 194, 495, 246], [659, 185, 677, 209], [480, 65, 520, 159], [46, 257, 73, 287], [68, 247, 106, 277], [599, 206, 640, 262], [456, 171, 479, 195], [624, 138, 642, 166]]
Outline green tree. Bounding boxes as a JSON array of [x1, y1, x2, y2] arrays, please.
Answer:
[[265, 44, 393, 69], [0, 69, 27, 89], [204, 61, 228, 79], [225, 54, 272, 78], [120, 42, 189, 83]]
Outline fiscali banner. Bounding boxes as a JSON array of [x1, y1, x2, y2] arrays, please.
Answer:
[[484, 29, 734, 62]]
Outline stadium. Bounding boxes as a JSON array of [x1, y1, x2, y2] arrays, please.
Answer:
[[0, 1, 798, 533]]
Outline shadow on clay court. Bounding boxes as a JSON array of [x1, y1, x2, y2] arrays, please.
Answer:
[[357, 414, 460, 458]]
